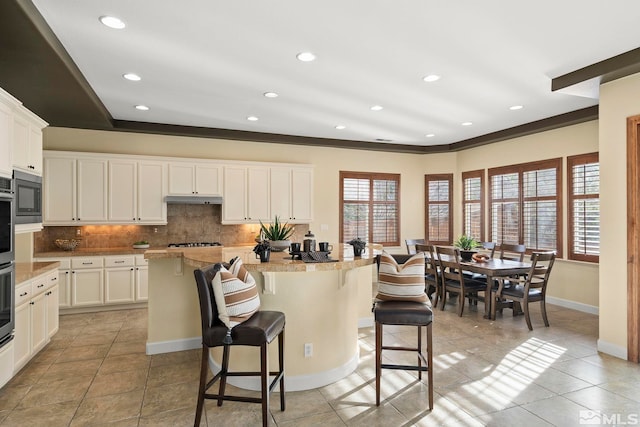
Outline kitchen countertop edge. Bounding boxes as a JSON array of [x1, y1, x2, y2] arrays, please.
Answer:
[[16, 261, 61, 285]]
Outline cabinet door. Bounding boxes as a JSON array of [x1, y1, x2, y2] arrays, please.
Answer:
[[194, 164, 222, 196], [13, 302, 31, 371], [135, 266, 148, 301], [247, 167, 270, 221], [77, 159, 108, 222], [168, 163, 195, 195], [105, 267, 135, 304], [11, 114, 29, 173], [291, 168, 313, 223], [0, 101, 11, 177], [43, 156, 76, 224], [30, 292, 47, 354], [28, 126, 43, 175], [71, 268, 104, 306], [108, 160, 137, 222], [270, 167, 292, 221], [58, 270, 71, 308], [222, 166, 248, 222], [46, 285, 59, 339], [137, 161, 166, 223]]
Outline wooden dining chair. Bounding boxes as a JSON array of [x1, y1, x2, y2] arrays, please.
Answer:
[[491, 251, 556, 329], [405, 238, 426, 255], [415, 244, 440, 306], [498, 243, 526, 261], [435, 246, 486, 316]]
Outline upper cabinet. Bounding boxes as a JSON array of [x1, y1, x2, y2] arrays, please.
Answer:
[[0, 87, 47, 179], [168, 162, 222, 196], [270, 167, 313, 224], [108, 160, 167, 224]]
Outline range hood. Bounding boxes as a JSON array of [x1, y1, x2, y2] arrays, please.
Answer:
[[164, 195, 223, 204]]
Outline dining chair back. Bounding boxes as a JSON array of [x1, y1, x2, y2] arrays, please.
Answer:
[[491, 251, 556, 329], [415, 243, 440, 306], [435, 246, 486, 316], [479, 241, 497, 258], [498, 243, 526, 261], [405, 238, 426, 255]]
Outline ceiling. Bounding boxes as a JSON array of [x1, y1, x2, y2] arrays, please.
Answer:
[[2, 1, 640, 153]]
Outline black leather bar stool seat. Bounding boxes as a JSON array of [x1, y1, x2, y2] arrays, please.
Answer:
[[193, 264, 285, 427], [374, 299, 434, 410]]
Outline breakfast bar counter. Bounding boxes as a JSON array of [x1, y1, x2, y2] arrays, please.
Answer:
[[144, 245, 378, 391]]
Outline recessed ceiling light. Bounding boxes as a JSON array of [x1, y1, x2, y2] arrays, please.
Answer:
[[263, 92, 278, 98], [123, 73, 141, 81], [247, 116, 259, 121], [423, 74, 440, 82], [335, 125, 346, 130], [462, 122, 473, 126], [99, 16, 125, 29], [425, 134, 435, 138], [509, 105, 524, 110], [296, 52, 316, 62], [134, 105, 149, 111], [370, 105, 383, 111]]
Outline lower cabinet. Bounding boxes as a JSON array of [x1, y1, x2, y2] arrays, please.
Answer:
[[104, 256, 135, 304], [13, 269, 59, 373], [135, 255, 148, 301], [71, 257, 104, 307]]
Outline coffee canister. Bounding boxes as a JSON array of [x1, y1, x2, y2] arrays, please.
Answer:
[[303, 230, 316, 252]]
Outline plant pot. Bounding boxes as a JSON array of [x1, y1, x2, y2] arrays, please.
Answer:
[[270, 240, 291, 252], [459, 250, 476, 261], [353, 247, 364, 257]]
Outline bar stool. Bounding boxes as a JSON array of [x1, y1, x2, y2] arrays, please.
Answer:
[[374, 253, 434, 410], [193, 263, 285, 427]]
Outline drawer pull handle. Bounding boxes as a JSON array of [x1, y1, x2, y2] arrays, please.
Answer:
[[37, 284, 44, 288], [115, 261, 125, 264], [82, 262, 92, 265], [19, 292, 28, 297]]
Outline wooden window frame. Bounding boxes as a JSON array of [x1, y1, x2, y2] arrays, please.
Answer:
[[339, 171, 401, 246], [425, 174, 453, 245], [568, 152, 599, 263], [488, 158, 563, 257], [462, 169, 485, 242]]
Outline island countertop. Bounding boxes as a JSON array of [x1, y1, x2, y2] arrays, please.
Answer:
[[144, 245, 379, 272]]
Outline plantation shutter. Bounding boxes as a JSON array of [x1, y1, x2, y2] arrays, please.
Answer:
[[425, 174, 453, 245], [568, 153, 599, 262], [463, 170, 484, 241]]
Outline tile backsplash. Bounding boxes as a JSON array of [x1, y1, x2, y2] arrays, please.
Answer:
[[34, 204, 309, 252]]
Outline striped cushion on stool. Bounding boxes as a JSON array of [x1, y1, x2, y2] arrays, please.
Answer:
[[376, 251, 429, 304]]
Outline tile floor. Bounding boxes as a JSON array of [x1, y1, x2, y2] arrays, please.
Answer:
[[1, 301, 639, 426]]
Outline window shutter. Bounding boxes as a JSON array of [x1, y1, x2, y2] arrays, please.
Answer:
[[568, 153, 599, 262]]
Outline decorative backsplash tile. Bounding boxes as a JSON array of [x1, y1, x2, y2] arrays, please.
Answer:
[[34, 204, 309, 251]]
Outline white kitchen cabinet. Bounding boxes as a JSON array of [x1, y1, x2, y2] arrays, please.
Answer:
[[43, 155, 108, 224], [135, 255, 148, 301], [71, 257, 104, 307], [0, 99, 12, 178], [108, 160, 167, 224], [270, 166, 314, 223], [168, 162, 222, 196], [58, 269, 71, 308], [222, 165, 270, 223], [0, 341, 13, 389], [13, 283, 32, 370], [45, 284, 59, 339], [104, 256, 135, 304], [12, 112, 44, 175]]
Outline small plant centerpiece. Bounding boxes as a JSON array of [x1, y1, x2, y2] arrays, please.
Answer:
[[253, 240, 271, 262], [453, 235, 480, 261], [259, 216, 295, 252], [348, 237, 367, 257]]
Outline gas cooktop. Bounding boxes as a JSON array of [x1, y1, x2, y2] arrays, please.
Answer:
[[167, 242, 222, 248]]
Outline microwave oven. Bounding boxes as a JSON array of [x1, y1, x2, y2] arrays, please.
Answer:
[[13, 170, 42, 224]]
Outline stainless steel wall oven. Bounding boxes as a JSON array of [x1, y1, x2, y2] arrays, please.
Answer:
[[0, 176, 14, 347]]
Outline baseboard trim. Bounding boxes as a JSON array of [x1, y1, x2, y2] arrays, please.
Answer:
[[146, 337, 201, 355], [209, 351, 360, 392], [546, 296, 599, 315], [597, 339, 628, 360]]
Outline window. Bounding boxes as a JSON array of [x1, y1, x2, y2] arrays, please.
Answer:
[[425, 174, 453, 245], [568, 153, 599, 262], [462, 170, 484, 241], [340, 171, 400, 246], [489, 159, 562, 256]]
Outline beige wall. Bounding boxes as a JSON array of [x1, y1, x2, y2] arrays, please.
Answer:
[[599, 72, 640, 357]]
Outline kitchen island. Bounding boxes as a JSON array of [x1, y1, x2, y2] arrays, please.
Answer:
[[144, 245, 379, 391]]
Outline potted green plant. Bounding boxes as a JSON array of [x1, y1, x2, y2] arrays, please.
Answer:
[[259, 216, 295, 252], [453, 235, 480, 261], [348, 237, 367, 257], [253, 240, 271, 262]]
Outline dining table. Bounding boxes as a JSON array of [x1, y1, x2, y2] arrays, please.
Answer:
[[429, 253, 532, 319]]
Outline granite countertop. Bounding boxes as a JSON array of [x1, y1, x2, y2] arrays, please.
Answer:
[[145, 245, 379, 272], [15, 261, 61, 285], [34, 246, 164, 258]]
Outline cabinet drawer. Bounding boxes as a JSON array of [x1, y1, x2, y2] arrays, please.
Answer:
[[134, 255, 148, 266], [104, 256, 135, 268], [15, 282, 32, 306], [71, 257, 104, 269]]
